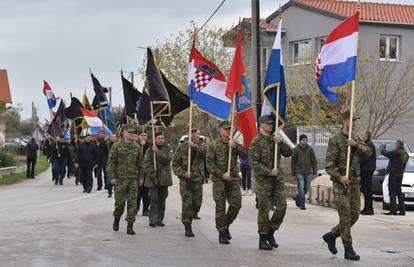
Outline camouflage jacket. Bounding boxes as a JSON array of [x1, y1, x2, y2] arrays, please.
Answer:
[[143, 143, 174, 187], [107, 139, 143, 180], [325, 131, 371, 184], [249, 133, 293, 178], [207, 138, 248, 182], [172, 140, 207, 182]]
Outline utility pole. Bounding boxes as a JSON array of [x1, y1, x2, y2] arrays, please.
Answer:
[[251, 0, 261, 129], [131, 71, 134, 85]]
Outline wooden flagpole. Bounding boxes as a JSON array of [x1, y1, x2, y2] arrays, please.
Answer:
[[274, 84, 280, 170], [227, 94, 237, 173], [345, 80, 356, 178], [187, 102, 193, 173], [150, 101, 157, 171]]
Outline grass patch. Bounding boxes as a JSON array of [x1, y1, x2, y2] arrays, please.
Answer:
[[0, 155, 50, 186]]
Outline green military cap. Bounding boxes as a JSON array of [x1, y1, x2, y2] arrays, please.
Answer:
[[340, 111, 359, 121], [259, 115, 274, 124], [218, 121, 231, 129], [122, 124, 136, 133]]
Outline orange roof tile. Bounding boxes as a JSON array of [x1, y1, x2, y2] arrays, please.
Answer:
[[293, 0, 414, 24], [242, 18, 277, 31], [0, 70, 12, 104]]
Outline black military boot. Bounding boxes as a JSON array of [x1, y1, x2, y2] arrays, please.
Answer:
[[259, 234, 273, 250], [322, 232, 338, 255], [219, 231, 230, 244], [126, 223, 136, 235], [112, 217, 120, 232], [185, 226, 194, 237], [344, 246, 360, 261], [268, 228, 279, 248], [225, 228, 232, 240]]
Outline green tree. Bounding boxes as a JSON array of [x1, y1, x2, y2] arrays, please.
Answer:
[[138, 22, 234, 140]]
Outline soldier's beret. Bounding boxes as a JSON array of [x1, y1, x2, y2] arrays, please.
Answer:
[[340, 111, 359, 121], [259, 115, 274, 124], [218, 121, 231, 129]]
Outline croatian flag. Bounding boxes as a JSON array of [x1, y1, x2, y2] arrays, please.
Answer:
[[43, 80, 57, 109], [188, 44, 231, 120], [316, 12, 359, 103], [81, 108, 112, 136], [262, 19, 286, 127]]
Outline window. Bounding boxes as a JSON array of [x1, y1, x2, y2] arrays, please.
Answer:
[[316, 37, 326, 53], [379, 35, 400, 61], [292, 40, 311, 64]]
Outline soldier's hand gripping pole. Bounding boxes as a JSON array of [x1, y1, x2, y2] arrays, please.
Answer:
[[227, 94, 237, 173], [150, 101, 157, 171]]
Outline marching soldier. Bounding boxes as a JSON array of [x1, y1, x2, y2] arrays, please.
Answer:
[[322, 111, 371, 261], [249, 115, 293, 250], [172, 128, 206, 237], [143, 131, 174, 227], [207, 121, 248, 245], [107, 126, 143, 235]]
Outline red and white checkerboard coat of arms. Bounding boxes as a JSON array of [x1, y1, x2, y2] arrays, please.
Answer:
[[193, 64, 219, 92]]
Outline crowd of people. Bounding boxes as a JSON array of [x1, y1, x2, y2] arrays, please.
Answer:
[[26, 111, 410, 262]]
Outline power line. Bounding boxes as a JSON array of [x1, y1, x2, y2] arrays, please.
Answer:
[[182, 0, 227, 46]]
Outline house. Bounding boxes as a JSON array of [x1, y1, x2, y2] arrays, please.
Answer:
[[0, 69, 12, 147], [225, 0, 414, 148]]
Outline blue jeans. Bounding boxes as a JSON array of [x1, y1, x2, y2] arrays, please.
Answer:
[[296, 173, 311, 207], [52, 159, 67, 183]]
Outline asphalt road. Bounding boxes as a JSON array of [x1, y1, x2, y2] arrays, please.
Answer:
[[0, 168, 413, 267]]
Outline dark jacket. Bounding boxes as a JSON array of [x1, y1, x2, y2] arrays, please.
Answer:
[[360, 140, 376, 172], [381, 146, 409, 178], [96, 137, 110, 164], [42, 138, 54, 159], [75, 141, 98, 168], [26, 142, 39, 160], [291, 144, 317, 175], [49, 141, 69, 162]]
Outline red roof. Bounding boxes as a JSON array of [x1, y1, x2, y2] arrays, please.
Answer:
[[293, 0, 414, 24], [0, 70, 12, 104], [242, 18, 277, 31]]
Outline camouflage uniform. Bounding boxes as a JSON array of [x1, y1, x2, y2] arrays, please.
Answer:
[[207, 136, 248, 232], [325, 131, 371, 247], [172, 139, 206, 228], [107, 139, 143, 223], [143, 143, 174, 225], [249, 132, 293, 234]]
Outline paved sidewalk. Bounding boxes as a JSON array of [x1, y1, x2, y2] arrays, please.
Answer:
[[0, 168, 413, 267]]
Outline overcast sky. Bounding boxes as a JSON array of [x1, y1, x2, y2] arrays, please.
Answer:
[[1, 0, 413, 121]]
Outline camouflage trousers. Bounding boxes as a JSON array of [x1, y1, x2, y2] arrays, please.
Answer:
[[256, 176, 287, 234], [113, 179, 138, 223], [331, 181, 360, 247], [149, 186, 169, 224], [180, 179, 203, 227], [212, 178, 241, 232]]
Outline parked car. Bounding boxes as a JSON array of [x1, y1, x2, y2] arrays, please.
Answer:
[[4, 138, 26, 148], [372, 140, 412, 195], [382, 153, 414, 210]]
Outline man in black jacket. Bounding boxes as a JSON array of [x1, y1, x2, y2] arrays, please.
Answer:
[[359, 131, 376, 215], [96, 128, 110, 192], [49, 135, 69, 185], [26, 137, 39, 178], [75, 134, 98, 193], [381, 140, 409, 216]]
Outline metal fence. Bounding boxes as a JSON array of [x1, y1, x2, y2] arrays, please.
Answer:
[[296, 126, 338, 146]]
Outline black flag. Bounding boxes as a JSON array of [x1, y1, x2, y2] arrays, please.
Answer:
[[91, 72, 109, 110], [47, 100, 66, 137], [64, 96, 83, 128], [159, 71, 189, 126], [122, 73, 141, 119], [137, 48, 170, 125]]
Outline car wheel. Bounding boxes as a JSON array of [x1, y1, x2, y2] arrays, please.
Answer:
[[382, 201, 390, 210]]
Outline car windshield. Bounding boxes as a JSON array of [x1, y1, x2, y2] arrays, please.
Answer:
[[406, 157, 414, 173]]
